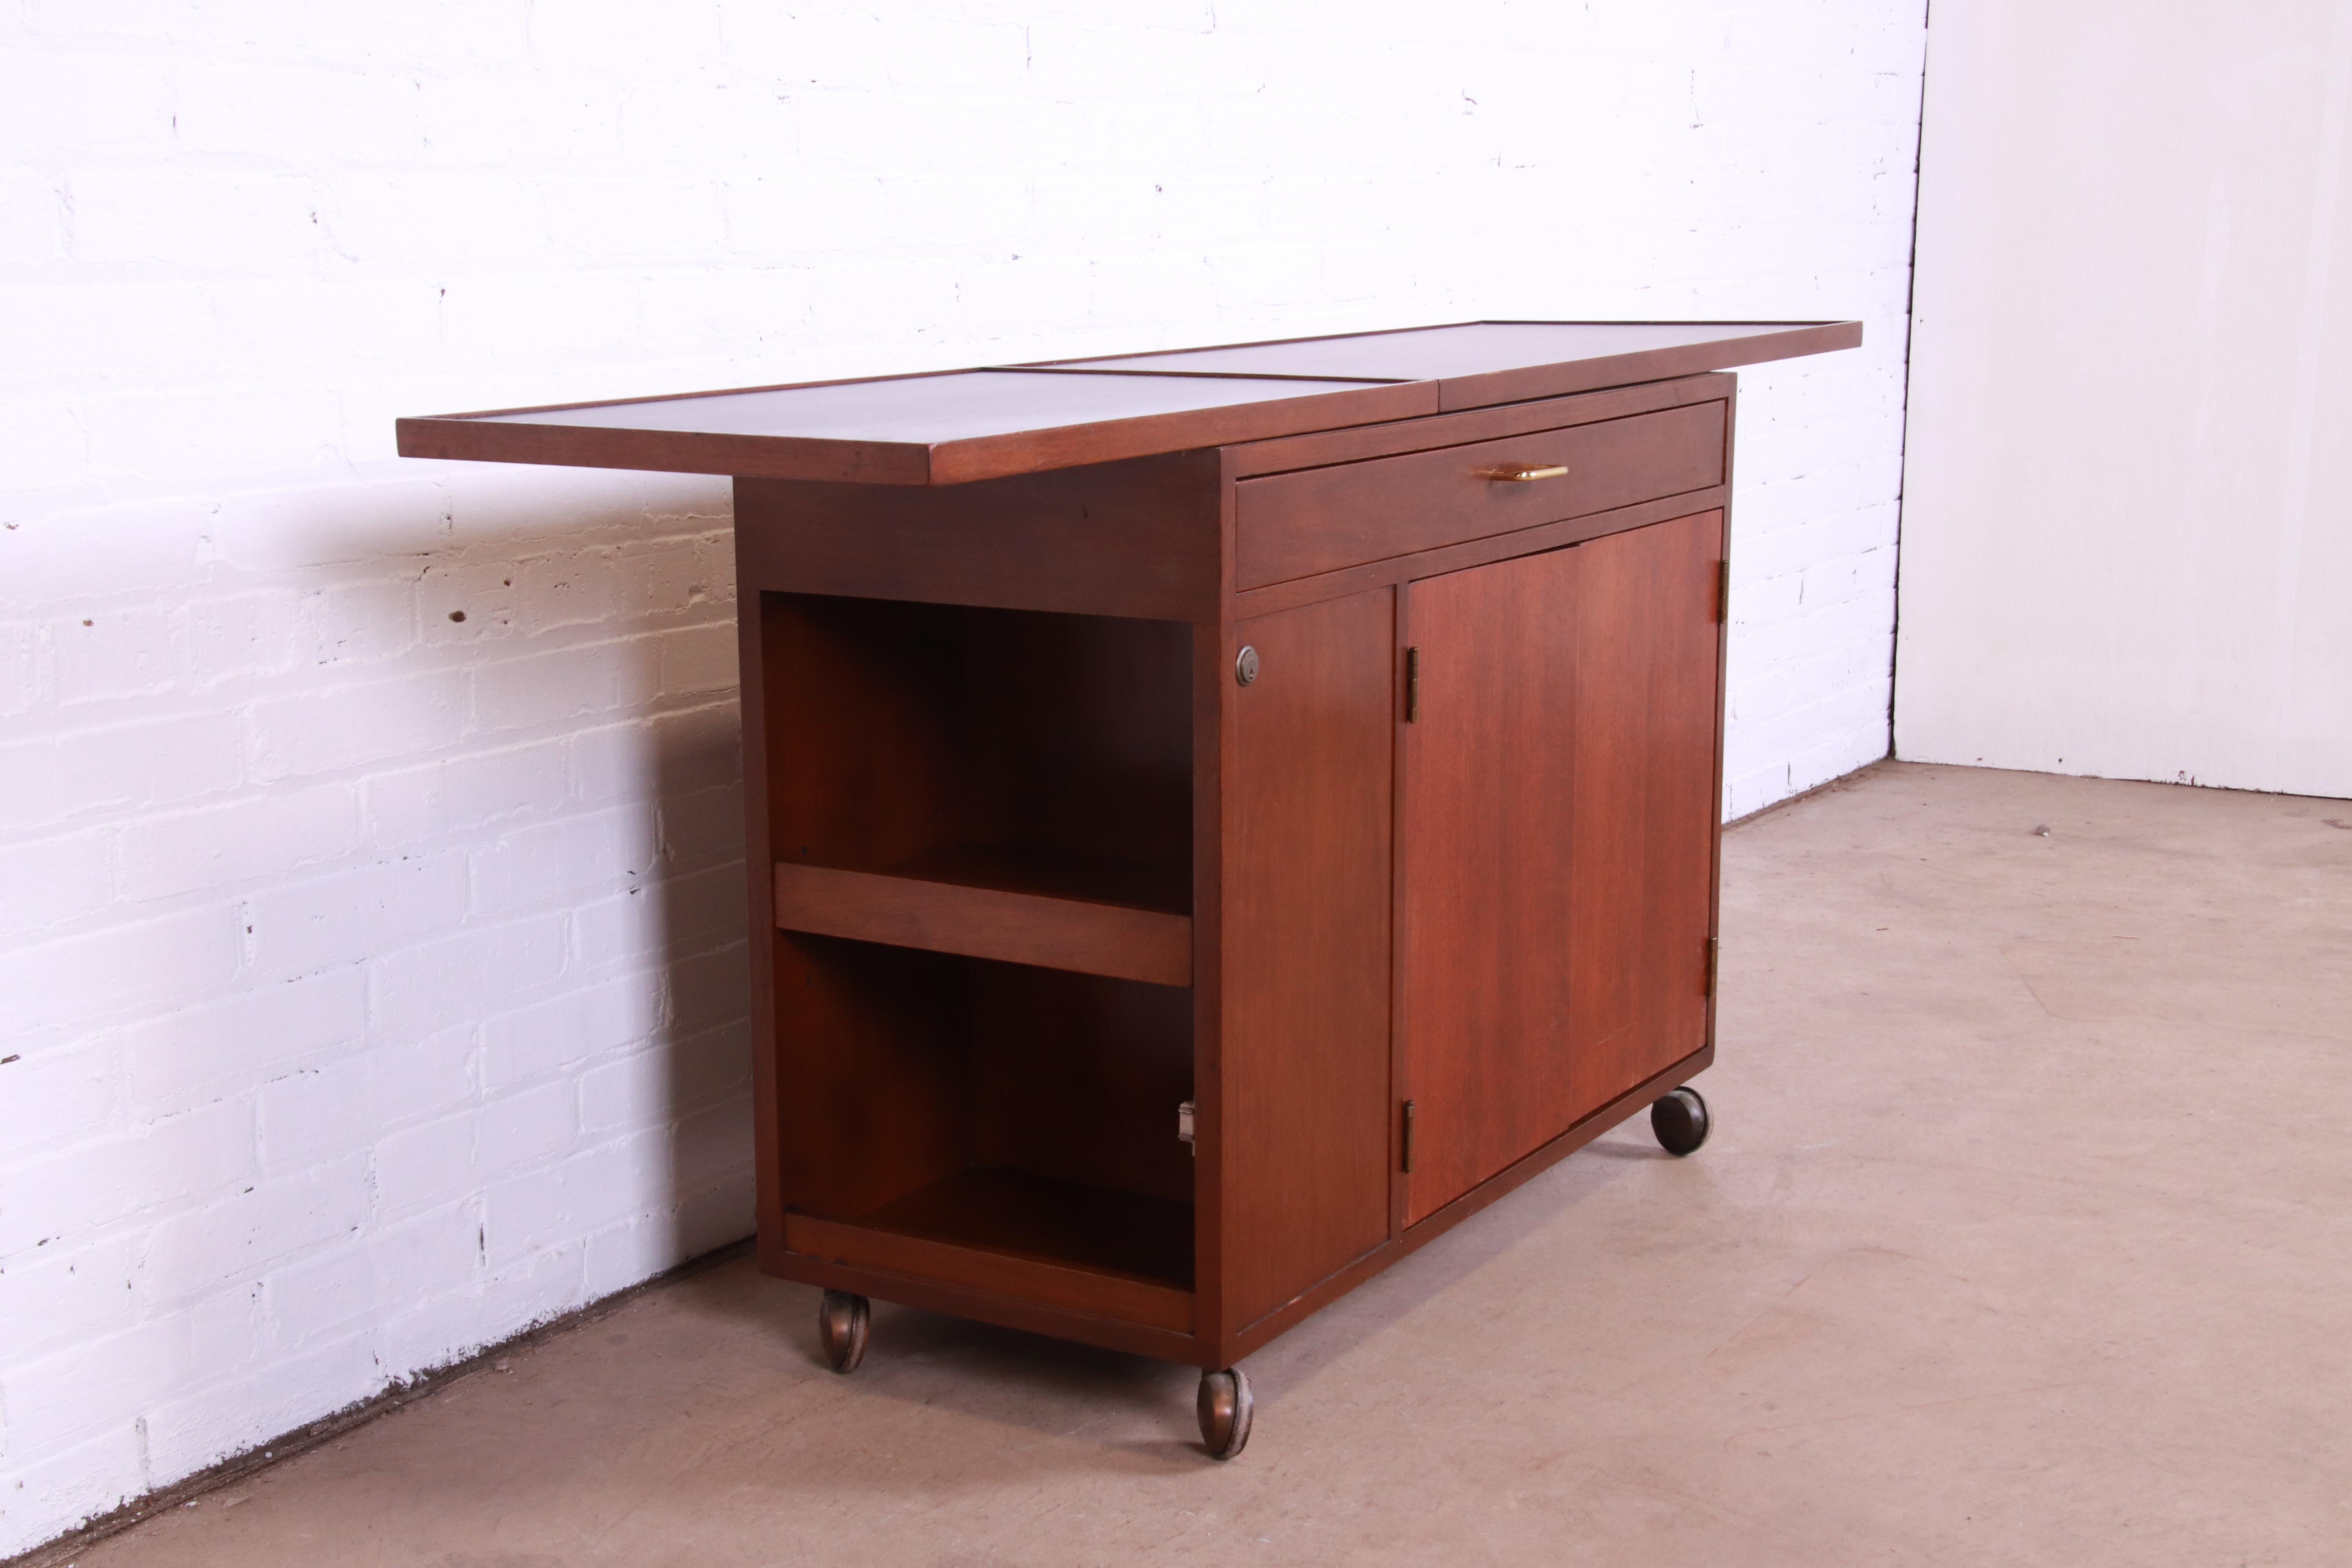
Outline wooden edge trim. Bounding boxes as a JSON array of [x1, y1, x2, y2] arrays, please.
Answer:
[[778, 1215, 1195, 1337], [1434, 323, 1863, 412], [772, 862, 1194, 987], [923, 381, 1439, 485], [1227, 374, 1735, 479], [1219, 1043, 1717, 1363], [759, 1245, 1204, 1364], [996, 367, 1413, 385], [395, 417, 933, 485], [1227, 486, 1732, 620]]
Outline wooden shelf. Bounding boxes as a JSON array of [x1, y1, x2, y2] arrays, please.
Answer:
[[772, 847, 1192, 986], [783, 1170, 1193, 1333]]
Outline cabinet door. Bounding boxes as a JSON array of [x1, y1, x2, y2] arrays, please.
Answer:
[[1223, 587, 1396, 1331], [1401, 512, 1723, 1224]]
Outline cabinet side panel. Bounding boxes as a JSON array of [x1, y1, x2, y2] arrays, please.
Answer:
[[1223, 587, 1395, 1331], [1567, 511, 1725, 1109], [1400, 547, 1584, 1223]]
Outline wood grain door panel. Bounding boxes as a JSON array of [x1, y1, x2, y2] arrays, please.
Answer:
[[1563, 512, 1724, 1113], [1401, 512, 1723, 1224]]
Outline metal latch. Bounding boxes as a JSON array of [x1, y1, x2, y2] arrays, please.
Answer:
[[1178, 1100, 1196, 1153]]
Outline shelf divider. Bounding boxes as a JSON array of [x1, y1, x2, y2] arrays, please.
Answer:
[[772, 852, 1193, 986]]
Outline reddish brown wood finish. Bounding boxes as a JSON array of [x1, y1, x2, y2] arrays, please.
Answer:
[[1229, 489, 1728, 622], [413, 335, 1850, 1386], [396, 321, 1853, 487], [1235, 401, 1726, 589], [1228, 373, 1733, 478], [399, 370, 1432, 486], [1399, 513, 1726, 1221], [735, 454, 1222, 621], [1221, 587, 1396, 1334], [1226, 1041, 1713, 1363], [1562, 512, 1726, 1113], [1400, 544, 1586, 1223], [771, 860, 1193, 987]]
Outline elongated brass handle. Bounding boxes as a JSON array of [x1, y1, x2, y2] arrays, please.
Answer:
[[1484, 463, 1568, 482]]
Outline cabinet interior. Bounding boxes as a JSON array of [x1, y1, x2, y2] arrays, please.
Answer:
[[760, 592, 1193, 910], [761, 593, 1197, 1294]]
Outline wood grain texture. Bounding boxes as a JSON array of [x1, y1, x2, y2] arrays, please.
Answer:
[[758, 1248, 1203, 1365], [1563, 512, 1725, 1115], [771, 860, 1193, 986], [398, 370, 1432, 486], [758, 593, 1193, 880], [1222, 587, 1396, 1332], [395, 322, 1853, 486], [783, 1205, 1192, 1333], [1227, 488, 1728, 623], [1229, 1042, 1713, 1362], [736, 454, 1222, 620], [1227, 373, 1734, 478], [1234, 401, 1726, 589], [1399, 513, 1726, 1221], [1400, 545, 1586, 1223]]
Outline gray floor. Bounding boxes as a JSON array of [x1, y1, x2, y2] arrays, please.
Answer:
[[73, 762, 2352, 1566]]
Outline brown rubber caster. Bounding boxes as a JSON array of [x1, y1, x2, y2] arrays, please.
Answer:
[[817, 1290, 870, 1373], [1651, 1085, 1710, 1156], [1197, 1367, 1253, 1459]]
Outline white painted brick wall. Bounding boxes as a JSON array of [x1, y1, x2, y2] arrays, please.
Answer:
[[0, 1, 1924, 1553]]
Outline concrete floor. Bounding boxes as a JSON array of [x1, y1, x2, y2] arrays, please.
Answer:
[[74, 762, 2352, 1566]]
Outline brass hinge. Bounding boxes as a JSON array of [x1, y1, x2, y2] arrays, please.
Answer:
[[1400, 1099, 1417, 1173], [1405, 647, 1421, 722], [1717, 560, 1731, 624], [1705, 936, 1720, 997]]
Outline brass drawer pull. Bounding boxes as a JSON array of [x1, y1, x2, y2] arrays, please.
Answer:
[[1483, 463, 1568, 482]]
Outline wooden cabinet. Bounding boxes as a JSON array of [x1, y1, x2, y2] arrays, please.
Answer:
[[396, 318, 1860, 1458]]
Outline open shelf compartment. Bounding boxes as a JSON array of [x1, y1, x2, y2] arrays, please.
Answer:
[[760, 592, 1192, 984], [772, 936, 1198, 1332]]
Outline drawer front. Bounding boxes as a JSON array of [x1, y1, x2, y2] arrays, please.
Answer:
[[1233, 400, 1726, 589]]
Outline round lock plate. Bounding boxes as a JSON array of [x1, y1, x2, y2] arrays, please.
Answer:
[[1234, 645, 1260, 686]]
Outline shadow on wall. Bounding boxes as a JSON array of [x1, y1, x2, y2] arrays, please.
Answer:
[[0, 457, 764, 1544]]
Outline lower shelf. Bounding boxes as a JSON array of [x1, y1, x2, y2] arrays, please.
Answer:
[[782, 1169, 1194, 1334]]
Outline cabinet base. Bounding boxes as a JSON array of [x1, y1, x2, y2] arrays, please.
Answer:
[[1220, 1042, 1717, 1364]]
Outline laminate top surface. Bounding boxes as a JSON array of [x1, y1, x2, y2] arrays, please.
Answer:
[[396, 319, 1859, 485], [1051, 320, 1816, 381], [469, 369, 1385, 443]]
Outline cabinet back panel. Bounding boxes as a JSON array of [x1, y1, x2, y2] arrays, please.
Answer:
[[1223, 586, 1396, 1330], [969, 961, 1196, 1207]]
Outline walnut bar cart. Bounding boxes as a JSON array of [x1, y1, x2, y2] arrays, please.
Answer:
[[398, 319, 1861, 1459]]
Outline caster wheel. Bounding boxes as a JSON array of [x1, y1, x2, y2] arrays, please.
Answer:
[[1197, 1367, 1254, 1460], [817, 1290, 870, 1374], [1651, 1086, 1710, 1156]]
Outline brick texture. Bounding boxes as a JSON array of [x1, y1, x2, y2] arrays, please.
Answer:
[[0, 1, 1925, 1554]]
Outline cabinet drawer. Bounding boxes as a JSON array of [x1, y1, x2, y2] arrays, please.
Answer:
[[1233, 400, 1726, 589]]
